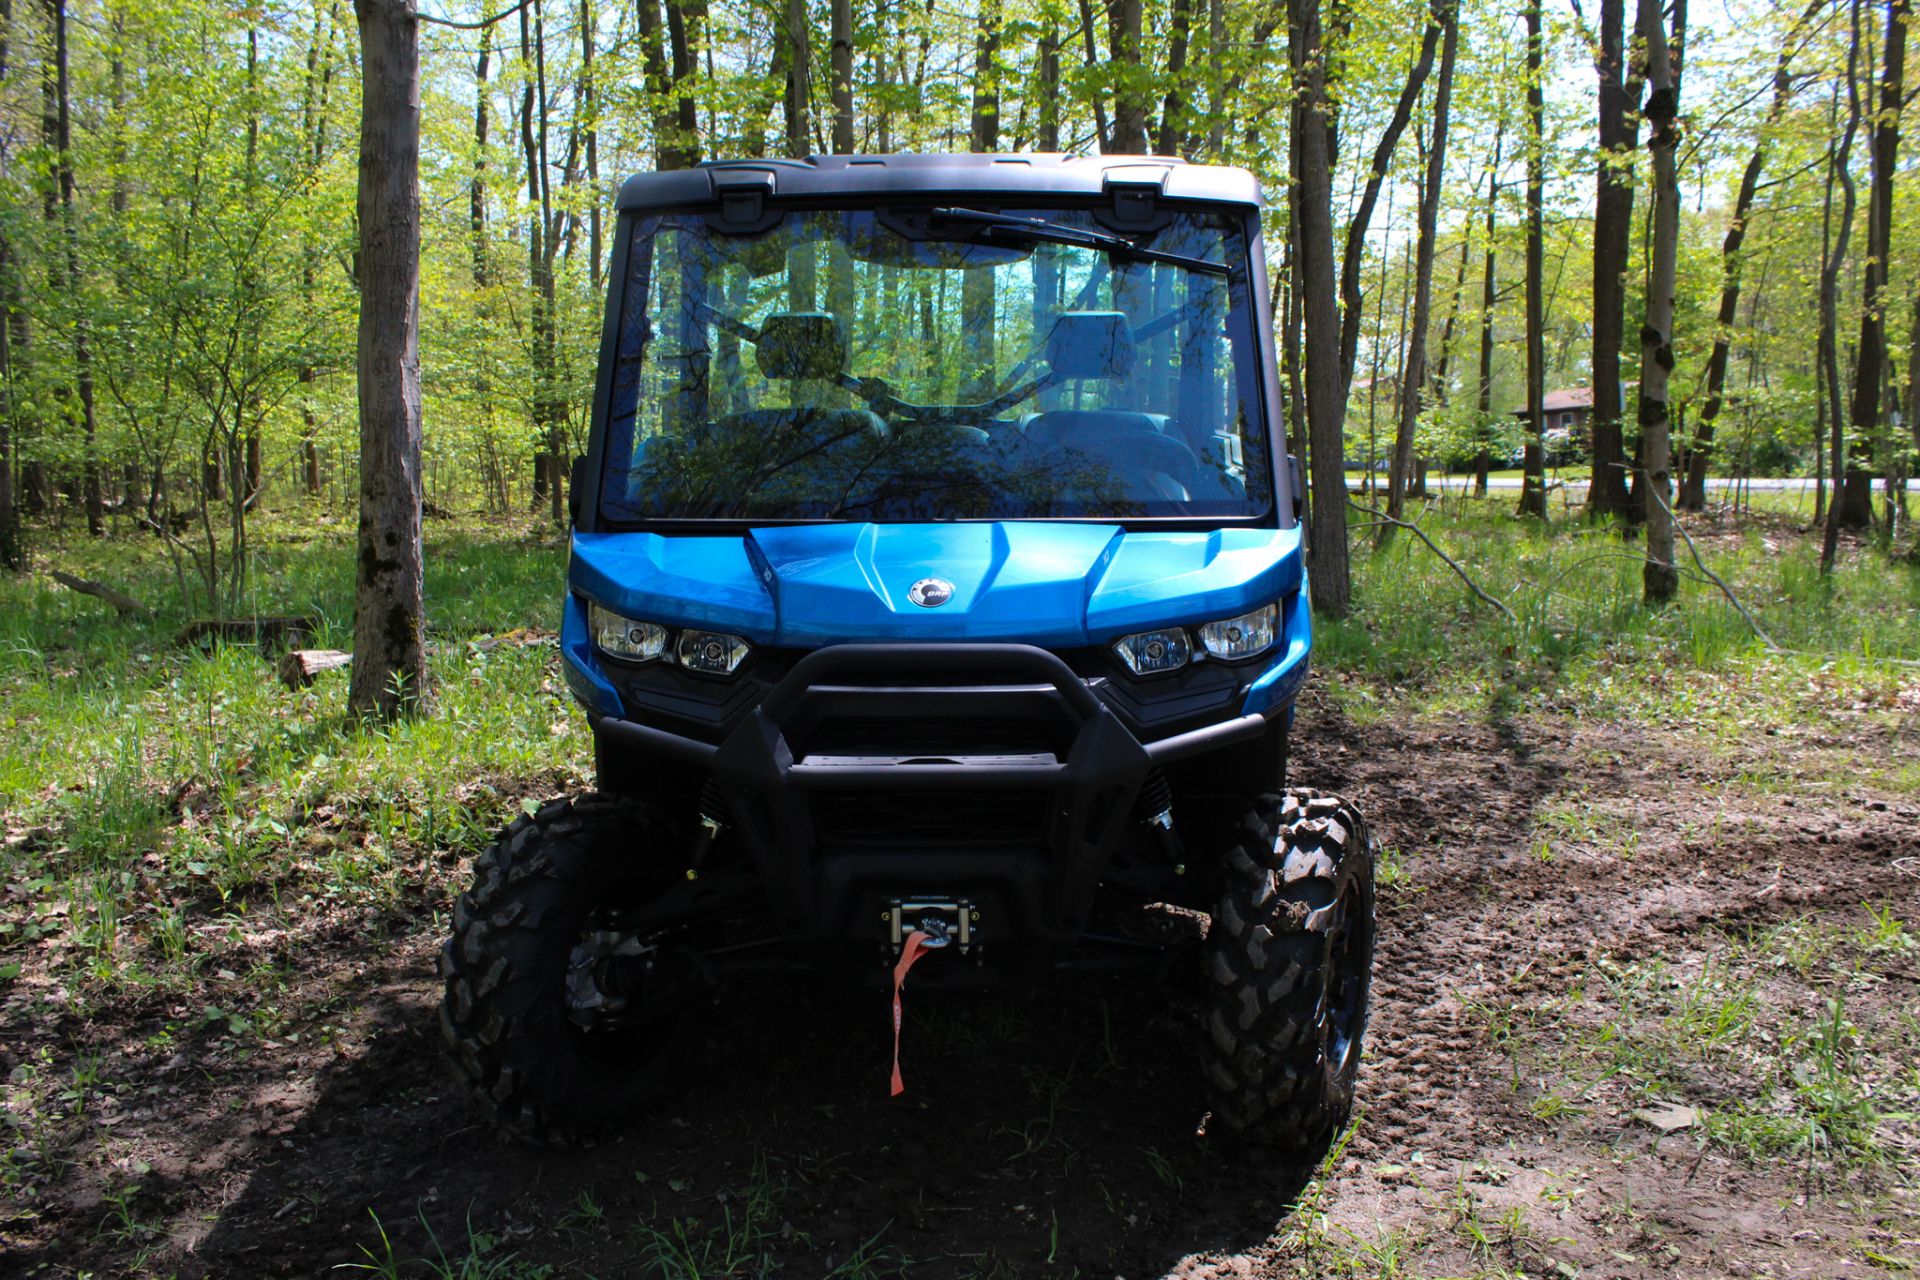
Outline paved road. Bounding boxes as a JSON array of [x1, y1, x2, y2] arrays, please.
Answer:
[[1365, 475, 1815, 492]]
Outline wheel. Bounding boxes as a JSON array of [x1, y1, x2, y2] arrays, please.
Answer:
[[439, 793, 708, 1144], [1201, 788, 1375, 1152]]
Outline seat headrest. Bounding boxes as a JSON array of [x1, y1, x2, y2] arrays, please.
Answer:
[[1047, 311, 1136, 380], [756, 312, 846, 380]]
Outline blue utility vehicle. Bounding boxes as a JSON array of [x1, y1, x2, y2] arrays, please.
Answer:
[[441, 154, 1375, 1152]]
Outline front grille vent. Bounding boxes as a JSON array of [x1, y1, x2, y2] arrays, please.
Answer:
[[812, 788, 1049, 846], [804, 715, 1055, 760]]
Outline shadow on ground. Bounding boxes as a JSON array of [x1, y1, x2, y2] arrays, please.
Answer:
[[168, 956, 1318, 1278]]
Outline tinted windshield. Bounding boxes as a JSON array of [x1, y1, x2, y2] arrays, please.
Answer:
[[599, 207, 1273, 523]]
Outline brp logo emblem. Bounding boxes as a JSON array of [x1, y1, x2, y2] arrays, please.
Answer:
[[907, 578, 954, 608]]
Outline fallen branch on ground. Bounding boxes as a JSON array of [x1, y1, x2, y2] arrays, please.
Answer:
[[178, 615, 321, 652], [1645, 482, 1781, 652], [49, 570, 149, 616], [1348, 499, 1518, 623]]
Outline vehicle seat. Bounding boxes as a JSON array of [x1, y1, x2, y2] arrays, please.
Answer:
[[700, 311, 887, 447], [669, 312, 880, 514], [1022, 313, 1200, 501]]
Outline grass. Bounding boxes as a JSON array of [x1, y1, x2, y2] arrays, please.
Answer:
[[1495, 911, 1920, 1172], [0, 510, 582, 994], [1320, 494, 1919, 728], [342, 1208, 558, 1279]]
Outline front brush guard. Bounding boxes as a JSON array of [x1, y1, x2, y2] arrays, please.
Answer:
[[705, 644, 1154, 956]]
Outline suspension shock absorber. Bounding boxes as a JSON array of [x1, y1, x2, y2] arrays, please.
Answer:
[[1132, 768, 1187, 874], [687, 777, 728, 879]]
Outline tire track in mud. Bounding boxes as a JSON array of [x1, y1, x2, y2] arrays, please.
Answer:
[[1282, 691, 1920, 1279]]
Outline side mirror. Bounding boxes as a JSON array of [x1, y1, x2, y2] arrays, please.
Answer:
[[568, 455, 588, 528]]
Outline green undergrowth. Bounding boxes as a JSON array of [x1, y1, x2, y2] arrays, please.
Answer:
[[1321, 499, 1919, 727], [0, 506, 582, 1008]]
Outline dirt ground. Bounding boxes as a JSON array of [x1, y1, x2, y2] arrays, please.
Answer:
[[3, 687, 1917, 1279]]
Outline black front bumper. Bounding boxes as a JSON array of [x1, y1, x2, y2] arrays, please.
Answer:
[[590, 643, 1277, 967]]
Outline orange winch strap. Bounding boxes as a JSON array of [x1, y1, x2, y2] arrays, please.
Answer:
[[889, 930, 933, 1097]]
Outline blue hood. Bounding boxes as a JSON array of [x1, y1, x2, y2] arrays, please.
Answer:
[[569, 522, 1303, 647]]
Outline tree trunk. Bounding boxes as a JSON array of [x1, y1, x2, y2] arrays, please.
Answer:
[[350, 0, 427, 719], [518, 0, 563, 523], [1638, 0, 1685, 600], [1157, 0, 1192, 156], [1909, 291, 1920, 487], [1431, 238, 1469, 406], [1109, 0, 1148, 152], [300, 4, 337, 499], [1585, 0, 1643, 521], [43, 0, 101, 536], [962, 3, 1000, 397], [0, 0, 20, 569], [1387, 0, 1457, 524], [668, 0, 705, 167], [1819, 2, 1862, 571], [1474, 121, 1502, 499], [471, 24, 490, 285], [1336, 14, 1443, 396], [969, 0, 1000, 152], [580, 0, 601, 281], [783, 0, 811, 156], [1075, 0, 1112, 151], [1364, 187, 1396, 495], [1683, 0, 1818, 511], [637, 1, 679, 168], [1516, 0, 1548, 520], [830, 0, 854, 152], [1282, 150, 1309, 528], [0, 220, 13, 566], [1037, 19, 1060, 150], [1291, 0, 1351, 617], [1835, 0, 1908, 529], [1206, 0, 1227, 155]]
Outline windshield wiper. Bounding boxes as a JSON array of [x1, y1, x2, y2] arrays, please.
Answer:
[[928, 207, 1230, 277]]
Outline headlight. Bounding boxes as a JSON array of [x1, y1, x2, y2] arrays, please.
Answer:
[[1112, 627, 1191, 675], [676, 629, 751, 675], [590, 602, 668, 661], [1197, 603, 1277, 661]]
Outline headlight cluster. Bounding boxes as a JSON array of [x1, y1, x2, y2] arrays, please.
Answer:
[[589, 601, 751, 675], [1111, 603, 1277, 676]]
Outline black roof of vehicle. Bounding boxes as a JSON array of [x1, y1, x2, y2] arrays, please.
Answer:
[[615, 153, 1266, 214]]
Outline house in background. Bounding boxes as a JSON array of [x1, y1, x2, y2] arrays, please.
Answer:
[[1512, 386, 1596, 464]]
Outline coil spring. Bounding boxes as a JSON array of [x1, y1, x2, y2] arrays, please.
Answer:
[[698, 777, 729, 827], [1133, 768, 1173, 822]]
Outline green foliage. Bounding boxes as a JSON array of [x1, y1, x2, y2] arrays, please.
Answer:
[[1, 0, 1908, 549], [1319, 496, 1919, 723], [0, 510, 578, 1004]]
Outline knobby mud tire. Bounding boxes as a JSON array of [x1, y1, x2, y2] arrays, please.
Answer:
[[1202, 788, 1376, 1154], [439, 793, 699, 1145]]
